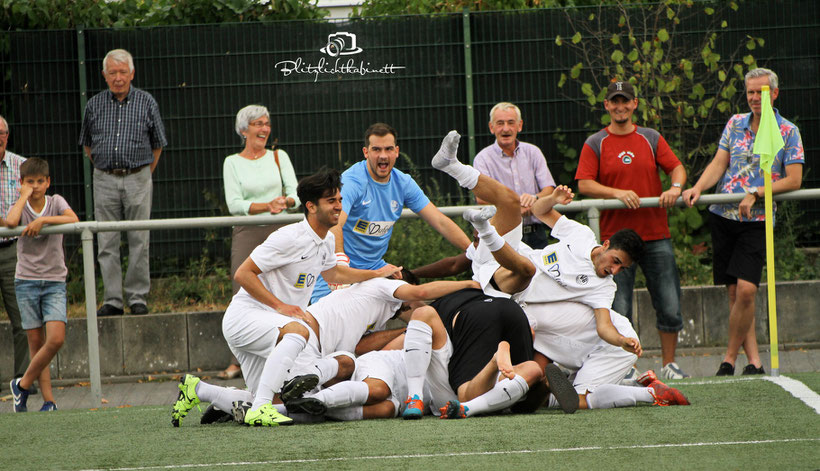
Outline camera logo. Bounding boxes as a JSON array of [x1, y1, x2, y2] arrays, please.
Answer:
[[320, 32, 363, 57]]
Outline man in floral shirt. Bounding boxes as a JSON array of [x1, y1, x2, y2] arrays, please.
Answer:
[[683, 68, 804, 377]]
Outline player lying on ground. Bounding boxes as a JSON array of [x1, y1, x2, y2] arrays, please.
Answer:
[[173, 272, 477, 426], [433, 131, 689, 409]]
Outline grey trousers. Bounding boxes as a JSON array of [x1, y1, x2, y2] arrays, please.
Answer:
[[93, 167, 152, 308], [0, 241, 28, 377]]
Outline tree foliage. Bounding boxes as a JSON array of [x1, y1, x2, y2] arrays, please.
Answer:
[[0, 0, 327, 30], [352, 0, 567, 17], [554, 0, 761, 178]]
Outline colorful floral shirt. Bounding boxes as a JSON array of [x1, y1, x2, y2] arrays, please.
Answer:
[[709, 109, 804, 222]]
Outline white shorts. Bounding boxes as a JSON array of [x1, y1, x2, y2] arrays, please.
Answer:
[[222, 299, 310, 395], [471, 223, 525, 299], [353, 339, 456, 417], [353, 350, 407, 417], [528, 303, 638, 394]]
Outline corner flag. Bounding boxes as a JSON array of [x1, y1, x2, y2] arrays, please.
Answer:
[[752, 86, 784, 174], [752, 85, 782, 376]]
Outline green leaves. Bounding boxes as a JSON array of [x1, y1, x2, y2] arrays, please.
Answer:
[[571, 31, 582, 44]]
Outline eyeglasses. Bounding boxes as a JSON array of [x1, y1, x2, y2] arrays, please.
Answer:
[[249, 121, 270, 128]]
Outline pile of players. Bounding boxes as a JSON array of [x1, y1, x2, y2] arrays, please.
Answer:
[[169, 127, 689, 428]]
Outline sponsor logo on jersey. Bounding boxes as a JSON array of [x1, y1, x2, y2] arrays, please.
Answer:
[[352, 219, 395, 236], [543, 251, 558, 265], [542, 251, 566, 286], [294, 273, 316, 288], [618, 150, 635, 165]]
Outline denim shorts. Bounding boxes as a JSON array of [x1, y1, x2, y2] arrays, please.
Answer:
[[15, 279, 67, 330]]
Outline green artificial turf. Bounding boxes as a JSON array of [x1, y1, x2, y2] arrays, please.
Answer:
[[1, 374, 818, 470]]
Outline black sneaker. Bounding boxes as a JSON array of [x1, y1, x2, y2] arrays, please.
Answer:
[[285, 397, 327, 416], [130, 303, 149, 315], [716, 362, 735, 376], [741, 364, 765, 375], [97, 304, 124, 316], [544, 363, 579, 414], [200, 404, 234, 424], [280, 374, 319, 403]]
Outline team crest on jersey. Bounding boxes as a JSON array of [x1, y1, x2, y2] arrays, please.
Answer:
[[618, 151, 635, 165], [352, 218, 394, 237], [294, 273, 316, 288], [391, 200, 400, 213], [542, 251, 558, 265], [576, 274, 589, 285]]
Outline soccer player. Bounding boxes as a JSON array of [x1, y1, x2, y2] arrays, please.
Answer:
[[171, 169, 401, 427], [433, 132, 689, 410]]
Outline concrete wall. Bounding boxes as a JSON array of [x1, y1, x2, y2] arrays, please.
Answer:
[[1, 280, 818, 381]]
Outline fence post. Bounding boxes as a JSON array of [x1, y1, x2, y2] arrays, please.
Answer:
[[462, 8, 476, 162], [81, 228, 102, 407], [587, 206, 600, 242], [76, 26, 93, 221]]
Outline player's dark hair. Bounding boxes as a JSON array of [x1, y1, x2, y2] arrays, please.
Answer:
[[364, 122, 397, 147], [400, 268, 419, 286], [608, 228, 644, 264], [297, 167, 342, 215]]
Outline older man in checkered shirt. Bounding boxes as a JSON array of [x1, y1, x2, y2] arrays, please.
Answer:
[[79, 48, 167, 317], [0, 114, 31, 385]]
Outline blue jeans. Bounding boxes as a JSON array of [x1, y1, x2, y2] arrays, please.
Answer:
[[612, 238, 683, 332], [14, 279, 67, 330]]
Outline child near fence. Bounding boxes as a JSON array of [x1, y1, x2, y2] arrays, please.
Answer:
[[5, 157, 78, 412]]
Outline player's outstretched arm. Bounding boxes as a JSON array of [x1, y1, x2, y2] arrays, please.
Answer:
[[593, 308, 642, 356], [393, 279, 479, 302], [532, 185, 574, 228], [323, 263, 402, 285]]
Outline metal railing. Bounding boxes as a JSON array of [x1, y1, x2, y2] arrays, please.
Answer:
[[1, 188, 818, 406]]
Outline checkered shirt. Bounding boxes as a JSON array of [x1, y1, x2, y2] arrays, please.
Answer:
[[0, 150, 25, 242], [78, 87, 167, 170]]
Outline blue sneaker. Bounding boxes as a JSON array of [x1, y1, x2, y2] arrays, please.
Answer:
[[39, 401, 58, 412], [402, 395, 424, 420], [10, 378, 30, 413]]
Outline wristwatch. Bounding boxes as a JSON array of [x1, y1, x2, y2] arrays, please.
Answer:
[[746, 186, 759, 199], [671, 183, 682, 189]]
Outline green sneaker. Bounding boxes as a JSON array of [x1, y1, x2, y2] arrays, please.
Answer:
[[244, 403, 294, 427], [171, 374, 202, 427]]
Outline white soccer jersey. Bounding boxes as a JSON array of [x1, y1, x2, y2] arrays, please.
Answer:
[[231, 219, 336, 311], [518, 216, 616, 310], [307, 277, 405, 354]]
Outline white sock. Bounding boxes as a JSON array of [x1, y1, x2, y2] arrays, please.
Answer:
[[307, 380, 370, 409], [463, 207, 505, 252], [312, 356, 340, 386], [463, 375, 529, 417], [196, 381, 253, 412], [325, 406, 364, 421], [273, 403, 288, 415], [404, 320, 433, 400], [431, 131, 479, 189], [585, 384, 654, 409], [251, 333, 306, 410]]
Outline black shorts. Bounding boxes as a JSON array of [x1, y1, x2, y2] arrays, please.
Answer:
[[431, 289, 534, 393], [709, 212, 765, 286]]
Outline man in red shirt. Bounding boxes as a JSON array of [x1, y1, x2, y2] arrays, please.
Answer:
[[575, 80, 689, 380]]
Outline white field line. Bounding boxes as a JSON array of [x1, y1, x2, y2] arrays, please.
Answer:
[[765, 375, 820, 414], [673, 375, 820, 414], [79, 438, 820, 471]]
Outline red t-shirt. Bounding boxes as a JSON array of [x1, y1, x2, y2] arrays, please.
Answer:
[[575, 126, 681, 241]]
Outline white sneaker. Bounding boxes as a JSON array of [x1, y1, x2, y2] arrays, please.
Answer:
[[661, 362, 690, 379], [620, 366, 640, 386]]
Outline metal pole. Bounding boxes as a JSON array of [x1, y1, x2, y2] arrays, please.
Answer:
[[76, 26, 93, 221], [81, 228, 102, 407], [462, 8, 477, 161], [587, 206, 600, 241]]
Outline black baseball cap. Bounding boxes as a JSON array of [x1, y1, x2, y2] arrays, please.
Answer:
[[606, 81, 636, 100]]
